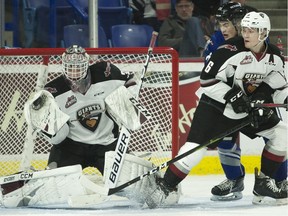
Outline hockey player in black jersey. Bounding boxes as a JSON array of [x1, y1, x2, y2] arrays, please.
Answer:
[[145, 11, 287, 208], [44, 45, 133, 174], [204, 2, 287, 202]]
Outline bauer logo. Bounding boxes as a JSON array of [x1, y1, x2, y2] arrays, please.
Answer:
[[109, 131, 130, 184]]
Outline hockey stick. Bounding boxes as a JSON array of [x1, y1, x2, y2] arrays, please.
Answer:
[[107, 119, 251, 195], [251, 103, 288, 109], [106, 31, 158, 189]]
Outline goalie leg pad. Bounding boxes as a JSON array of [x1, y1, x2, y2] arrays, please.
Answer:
[[104, 151, 160, 203], [0, 165, 88, 208]]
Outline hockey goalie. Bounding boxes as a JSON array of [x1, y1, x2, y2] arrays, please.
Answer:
[[0, 45, 180, 208]]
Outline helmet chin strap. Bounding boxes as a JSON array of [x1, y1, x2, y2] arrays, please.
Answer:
[[252, 40, 263, 49], [252, 33, 267, 49]]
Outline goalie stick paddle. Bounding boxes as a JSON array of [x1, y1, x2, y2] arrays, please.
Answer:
[[107, 119, 251, 195], [106, 31, 159, 189]]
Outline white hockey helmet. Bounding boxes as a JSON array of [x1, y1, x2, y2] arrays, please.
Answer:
[[241, 11, 271, 41], [62, 45, 91, 93]]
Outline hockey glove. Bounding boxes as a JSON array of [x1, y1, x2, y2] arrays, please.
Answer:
[[224, 86, 251, 113], [250, 107, 279, 128]]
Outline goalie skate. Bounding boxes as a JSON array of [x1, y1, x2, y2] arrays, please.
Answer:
[[252, 168, 287, 206], [210, 176, 244, 201]]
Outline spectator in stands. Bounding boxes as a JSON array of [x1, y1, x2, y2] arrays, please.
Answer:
[[129, 0, 161, 31], [158, 0, 206, 57]]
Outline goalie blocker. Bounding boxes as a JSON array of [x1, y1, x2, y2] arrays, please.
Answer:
[[105, 85, 152, 131]]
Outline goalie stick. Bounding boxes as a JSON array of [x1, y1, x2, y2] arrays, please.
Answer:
[[20, 57, 49, 171], [107, 119, 251, 195], [106, 31, 158, 189]]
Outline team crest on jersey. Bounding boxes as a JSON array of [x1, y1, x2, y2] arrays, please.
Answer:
[[222, 44, 237, 51], [104, 62, 111, 77], [44, 87, 57, 94], [65, 95, 77, 108], [242, 73, 264, 94], [240, 55, 253, 65], [77, 104, 103, 131]]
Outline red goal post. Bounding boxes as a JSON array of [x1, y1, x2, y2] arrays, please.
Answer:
[[0, 47, 179, 176]]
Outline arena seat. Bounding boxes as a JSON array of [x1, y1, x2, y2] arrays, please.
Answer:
[[98, 7, 133, 40], [22, 0, 82, 47], [63, 24, 109, 48], [111, 24, 154, 47]]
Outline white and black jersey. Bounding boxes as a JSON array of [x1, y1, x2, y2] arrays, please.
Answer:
[[45, 61, 132, 146], [201, 36, 286, 119]]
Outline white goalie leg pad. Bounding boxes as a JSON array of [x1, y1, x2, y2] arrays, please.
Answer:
[[24, 89, 70, 136], [103, 151, 159, 203], [105, 86, 152, 131], [0, 165, 88, 208]]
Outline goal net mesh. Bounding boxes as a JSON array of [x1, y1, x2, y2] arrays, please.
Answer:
[[0, 47, 179, 176]]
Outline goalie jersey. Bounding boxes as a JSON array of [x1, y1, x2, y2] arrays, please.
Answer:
[[201, 36, 287, 119], [45, 61, 132, 145]]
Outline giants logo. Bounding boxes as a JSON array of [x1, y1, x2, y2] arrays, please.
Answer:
[[242, 73, 264, 94], [77, 104, 103, 131]]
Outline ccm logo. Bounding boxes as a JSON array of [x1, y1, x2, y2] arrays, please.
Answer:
[[129, 98, 152, 118], [230, 91, 243, 102], [20, 173, 33, 180]]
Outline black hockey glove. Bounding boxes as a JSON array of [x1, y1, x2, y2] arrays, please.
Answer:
[[250, 107, 279, 128], [224, 86, 251, 113]]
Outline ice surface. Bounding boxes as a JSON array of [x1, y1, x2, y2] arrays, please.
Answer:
[[1, 174, 287, 216]]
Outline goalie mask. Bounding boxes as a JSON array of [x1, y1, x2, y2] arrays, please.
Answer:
[[62, 45, 91, 94]]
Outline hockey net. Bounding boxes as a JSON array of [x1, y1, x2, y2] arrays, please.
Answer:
[[0, 47, 179, 177]]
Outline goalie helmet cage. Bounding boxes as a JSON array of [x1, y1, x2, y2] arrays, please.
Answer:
[[0, 47, 179, 176]]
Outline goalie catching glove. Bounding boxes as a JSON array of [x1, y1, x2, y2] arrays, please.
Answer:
[[24, 90, 70, 136]]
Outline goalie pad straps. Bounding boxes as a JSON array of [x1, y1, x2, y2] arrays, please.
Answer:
[[103, 151, 160, 203], [24, 90, 70, 136]]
